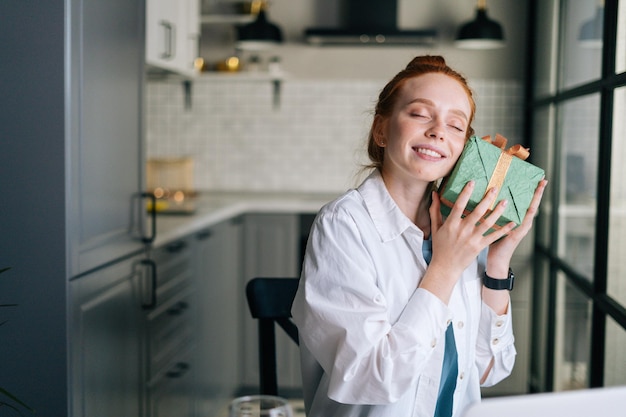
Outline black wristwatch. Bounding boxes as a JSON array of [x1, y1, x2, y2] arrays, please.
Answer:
[[483, 268, 515, 291]]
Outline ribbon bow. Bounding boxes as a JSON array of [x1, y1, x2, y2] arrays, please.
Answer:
[[482, 134, 530, 160], [482, 134, 531, 209]]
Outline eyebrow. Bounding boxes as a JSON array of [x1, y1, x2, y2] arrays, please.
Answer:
[[406, 98, 469, 121]]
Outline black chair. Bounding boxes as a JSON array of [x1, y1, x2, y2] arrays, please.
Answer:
[[246, 277, 300, 396]]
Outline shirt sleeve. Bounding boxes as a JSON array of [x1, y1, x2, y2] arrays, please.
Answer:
[[292, 207, 451, 405], [475, 299, 516, 386]]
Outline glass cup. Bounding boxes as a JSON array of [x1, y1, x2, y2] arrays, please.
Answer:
[[229, 395, 293, 417]]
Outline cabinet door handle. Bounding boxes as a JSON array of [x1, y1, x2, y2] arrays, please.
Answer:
[[196, 229, 212, 241], [159, 20, 176, 60], [135, 192, 156, 244], [166, 362, 189, 378], [131, 192, 156, 243], [166, 240, 187, 253], [167, 301, 189, 316], [141, 259, 157, 310]]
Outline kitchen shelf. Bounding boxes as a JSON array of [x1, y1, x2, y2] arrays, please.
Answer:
[[197, 70, 288, 81], [200, 14, 254, 25]]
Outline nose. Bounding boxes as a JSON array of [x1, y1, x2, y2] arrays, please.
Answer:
[[426, 119, 445, 141]]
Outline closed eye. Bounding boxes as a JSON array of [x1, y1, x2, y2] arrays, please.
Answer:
[[449, 124, 464, 132]]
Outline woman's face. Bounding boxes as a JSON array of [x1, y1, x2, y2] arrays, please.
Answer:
[[377, 72, 472, 185]]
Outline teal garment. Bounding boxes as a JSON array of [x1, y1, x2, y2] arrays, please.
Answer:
[[422, 238, 458, 417], [434, 324, 458, 417]]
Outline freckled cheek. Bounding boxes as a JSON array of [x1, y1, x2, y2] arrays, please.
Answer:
[[451, 140, 466, 159]]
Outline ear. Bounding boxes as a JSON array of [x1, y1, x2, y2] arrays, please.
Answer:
[[372, 115, 387, 147]]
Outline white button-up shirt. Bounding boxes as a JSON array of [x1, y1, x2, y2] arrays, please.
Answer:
[[292, 170, 516, 417]]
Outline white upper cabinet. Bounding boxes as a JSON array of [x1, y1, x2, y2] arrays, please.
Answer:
[[146, 0, 199, 77]]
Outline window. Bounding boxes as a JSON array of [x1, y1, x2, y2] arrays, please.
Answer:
[[529, 0, 626, 392]]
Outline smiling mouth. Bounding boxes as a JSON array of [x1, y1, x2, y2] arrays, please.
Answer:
[[414, 147, 445, 159]]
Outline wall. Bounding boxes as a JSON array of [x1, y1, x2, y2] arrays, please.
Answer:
[[200, 0, 528, 80], [150, 0, 531, 193], [146, 76, 523, 193]]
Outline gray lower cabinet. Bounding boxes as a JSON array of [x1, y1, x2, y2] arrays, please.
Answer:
[[194, 218, 244, 416], [146, 237, 197, 417], [69, 254, 145, 417], [70, 212, 310, 417]]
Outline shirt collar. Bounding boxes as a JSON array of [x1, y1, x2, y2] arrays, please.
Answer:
[[357, 169, 422, 242]]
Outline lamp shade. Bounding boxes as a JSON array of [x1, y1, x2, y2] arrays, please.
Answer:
[[455, 8, 505, 49], [236, 9, 283, 51]]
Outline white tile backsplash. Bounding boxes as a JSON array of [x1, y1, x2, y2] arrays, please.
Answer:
[[146, 76, 523, 193]]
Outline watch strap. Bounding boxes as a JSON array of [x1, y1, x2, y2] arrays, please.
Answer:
[[483, 268, 515, 291]]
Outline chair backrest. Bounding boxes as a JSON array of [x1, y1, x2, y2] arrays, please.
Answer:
[[246, 277, 300, 396]]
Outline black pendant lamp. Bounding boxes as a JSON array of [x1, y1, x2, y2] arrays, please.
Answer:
[[236, 0, 283, 51], [455, 0, 505, 49]]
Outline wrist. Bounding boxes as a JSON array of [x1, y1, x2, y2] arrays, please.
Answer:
[[483, 268, 515, 291]]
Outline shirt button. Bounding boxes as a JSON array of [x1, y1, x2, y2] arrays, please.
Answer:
[[459, 372, 465, 380], [457, 321, 464, 329], [431, 339, 437, 348], [496, 320, 504, 327], [492, 338, 500, 345]]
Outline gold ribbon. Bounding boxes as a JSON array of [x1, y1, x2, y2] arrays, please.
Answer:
[[482, 134, 530, 209]]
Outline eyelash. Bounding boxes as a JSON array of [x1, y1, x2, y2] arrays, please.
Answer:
[[449, 124, 464, 132], [409, 110, 465, 132]]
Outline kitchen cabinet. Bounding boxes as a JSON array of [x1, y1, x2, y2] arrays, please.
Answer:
[[67, 0, 149, 414], [146, 237, 197, 417], [69, 254, 145, 417], [146, 0, 200, 77], [241, 213, 303, 391], [194, 218, 244, 416], [67, 0, 147, 277]]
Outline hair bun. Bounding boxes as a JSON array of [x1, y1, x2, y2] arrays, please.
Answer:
[[405, 55, 447, 70]]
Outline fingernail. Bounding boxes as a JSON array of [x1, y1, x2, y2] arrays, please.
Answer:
[[502, 199, 508, 207], [490, 187, 498, 194]]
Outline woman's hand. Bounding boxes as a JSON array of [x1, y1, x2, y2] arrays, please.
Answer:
[[421, 178, 547, 304], [422, 180, 520, 302], [429, 181, 518, 271]]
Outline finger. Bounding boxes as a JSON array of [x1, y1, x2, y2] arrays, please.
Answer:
[[495, 180, 548, 240], [476, 197, 509, 235], [518, 179, 548, 229], [526, 179, 548, 218], [486, 221, 516, 243], [448, 180, 475, 219], [466, 186, 500, 224]]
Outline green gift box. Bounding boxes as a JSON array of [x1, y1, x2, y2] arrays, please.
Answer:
[[438, 134, 545, 231]]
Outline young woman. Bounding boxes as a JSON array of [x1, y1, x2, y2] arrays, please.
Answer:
[[291, 55, 547, 417]]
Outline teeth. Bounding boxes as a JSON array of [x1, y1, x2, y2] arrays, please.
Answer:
[[416, 148, 442, 158]]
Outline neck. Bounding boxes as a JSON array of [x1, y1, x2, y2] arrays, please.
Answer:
[[379, 170, 433, 235]]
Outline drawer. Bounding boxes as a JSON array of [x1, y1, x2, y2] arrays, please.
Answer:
[[151, 239, 193, 309], [147, 344, 196, 417], [152, 238, 193, 287], [147, 289, 194, 379]]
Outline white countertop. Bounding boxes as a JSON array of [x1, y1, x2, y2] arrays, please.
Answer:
[[152, 191, 339, 247]]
